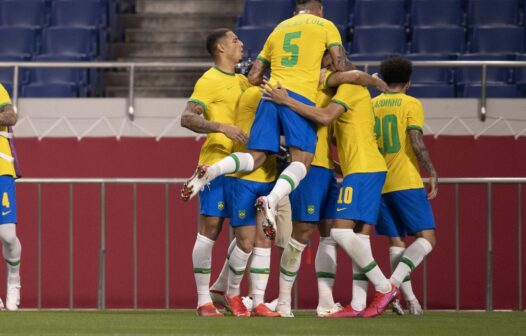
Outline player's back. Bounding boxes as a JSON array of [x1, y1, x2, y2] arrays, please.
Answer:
[[258, 14, 342, 102], [372, 92, 425, 193], [311, 83, 336, 170]]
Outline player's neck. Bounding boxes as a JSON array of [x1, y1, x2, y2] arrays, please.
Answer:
[[386, 85, 407, 94], [214, 59, 236, 75]]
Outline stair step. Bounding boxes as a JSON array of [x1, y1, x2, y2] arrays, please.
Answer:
[[135, 0, 244, 14], [123, 13, 238, 30], [114, 42, 207, 58], [104, 71, 204, 87], [125, 29, 211, 43], [105, 86, 194, 98]]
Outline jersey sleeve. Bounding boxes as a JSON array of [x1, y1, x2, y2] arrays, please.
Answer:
[[257, 34, 272, 67], [406, 100, 425, 132], [188, 77, 218, 111], [0, 84, 12, 108], [330, 84, 352, 112], [325, 20, 343, 49]]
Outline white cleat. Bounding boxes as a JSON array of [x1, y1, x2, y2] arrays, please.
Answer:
[[0, 298, 5, 310], [316, 302, 343, 317], [391, 299, 405, 316], [241, 296, 253, 311], [276, 303, 294, 318], [6, 283, 20, 311], [256, 196, 278, 240], [180, 165, 211, 202], [264, 298, 278, 312], [409, 299, 423, 315]]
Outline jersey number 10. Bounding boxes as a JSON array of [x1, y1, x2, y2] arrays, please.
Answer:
[[281, 31, 302, 68], [375, 114, 401, 154]]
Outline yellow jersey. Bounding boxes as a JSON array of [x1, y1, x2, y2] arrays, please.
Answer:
[[311, 83, 335, 169], [372, 92, 425, 194], [189, 67, 250, 166], [229, 87, 277, 183], [0, 85, 15, 178], [258, 13, 342, 102], [331, 84, 387, 176]]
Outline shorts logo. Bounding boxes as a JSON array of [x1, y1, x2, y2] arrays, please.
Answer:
[[238, 210, 246, 219], [1, 210, 10, 216], [217, 202, 225, 211], [307, 205, 315, 215], [336, 207, 347, 212]]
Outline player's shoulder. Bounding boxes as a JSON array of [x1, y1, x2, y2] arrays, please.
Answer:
[[401, 93, 423, 108]]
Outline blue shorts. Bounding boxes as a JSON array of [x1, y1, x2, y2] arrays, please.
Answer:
[[199, 175, 228, 217], [224, 177, 274, 227], [247, 90, 317, 154], [327, 172, 386, 224], [290, 166, 339, 222], [0, 176, 17, 224], [376, 188, 436, 237]]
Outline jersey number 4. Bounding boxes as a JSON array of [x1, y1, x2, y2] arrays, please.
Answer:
[[375, 114, 401, 154], [281, 31, 302, 68]]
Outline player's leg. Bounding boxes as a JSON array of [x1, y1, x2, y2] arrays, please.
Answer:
[[209, 237, 236, 308], [350, 223, 372, 314], [388, 237, 406, 316]]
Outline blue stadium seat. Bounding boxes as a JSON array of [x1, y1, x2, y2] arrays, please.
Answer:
[[0, 27, 39, 59], [51, 0, 106, 28], [350, 26, 406, 55], [515, 54, 526, 95], [323, 0, 350, 27], [456, 54, 514, 84], [42, 27, 98, 59], [352, 0, 406, 26], [467, 0, 520, 27], [238, 0, 294, 27], [0, 0, 48, 28], [236, 26, 273, 57], [406, 54, 453, 84], [458, 83, 520, 98], [29, 55, 88, 87], [22, 83, 79, 98], [469, 26, 524, 55], [410, 0, 464, 26], [410, 26, 465, 55], [0, 55, 30, 85], [408, 84, 456, 98]]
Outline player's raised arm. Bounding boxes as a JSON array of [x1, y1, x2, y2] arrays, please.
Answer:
[[327, 70, 388, 92], [328, 44, 346, 72], [0, 104, 17, 126], [248, 58, 270, 86], [409, 129, 438, 200]]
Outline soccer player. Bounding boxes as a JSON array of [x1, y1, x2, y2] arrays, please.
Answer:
[[180, 28, 249, 316], [372, 56, 438, 315], [0, 84, 22, 311], [262, 61, 398, 318], [181, 0, 346, 241]]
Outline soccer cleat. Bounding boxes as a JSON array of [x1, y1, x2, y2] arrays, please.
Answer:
[[361, 285, 398, 318], [196, 302, 224, 317], [0, 298, 5, 311], [326, 304, 362, 318], [224, 295, 251, 317], [276, 303, 294, 318], [5, 283, 20, 311], [256, 196, 277, 240], [210, 290, 227, 310], [181, 165, 210, 202], [316, 302, 343, 317], [409, 299, 424, 315], [391, 291, 405, 316], [241, 296, 253, 310], [264, 298, 278, 312], [251, 303, 281, 317]]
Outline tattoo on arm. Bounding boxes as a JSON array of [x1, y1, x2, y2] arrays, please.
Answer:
[[0, 105, 17, 126], [409, 129, 437, 177], [248, 59, 269, 86], [180, 102, 222, 134], [329, 45, 346, 72]]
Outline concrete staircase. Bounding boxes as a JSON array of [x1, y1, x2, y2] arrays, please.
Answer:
[[105, 0, 245, 97]]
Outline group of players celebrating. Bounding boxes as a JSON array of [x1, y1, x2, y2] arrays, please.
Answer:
[[180, 0, 438, 318]]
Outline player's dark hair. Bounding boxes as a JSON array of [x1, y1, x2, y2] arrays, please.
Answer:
[[296, 0, 322, 8], [379, 55, 412, 86], [206, 28, 230, 57]]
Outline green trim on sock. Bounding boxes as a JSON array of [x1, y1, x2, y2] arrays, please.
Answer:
[[401, 257, 416, 271], [279, 174, 295, 190], [353, 273, 368, 281], [403, 275, 411, 282], [316, 272, 335, 279], [5, 259, 19, 267], [193, 268, 211, 274], [280, 267, 297, 277], [250, 268, 270, 274], [362, 261, 377, 274], [229, 154, 240, 172], [228, 265, 245, 276]]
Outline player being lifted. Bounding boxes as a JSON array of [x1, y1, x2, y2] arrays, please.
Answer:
[[373, 56, 438, 315], [180, 28, 249, 316], [181, 0, 346, 241]]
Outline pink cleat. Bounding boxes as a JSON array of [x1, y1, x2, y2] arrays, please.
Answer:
[[326, 304, 362, 318], [361, 285, 398, 318]]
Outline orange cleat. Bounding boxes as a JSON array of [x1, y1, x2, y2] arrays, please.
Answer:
[[251, 303, 281, 317], [327, 304, 362, 318], [224, 295, 251, 317], [196, 302, 224, 317]]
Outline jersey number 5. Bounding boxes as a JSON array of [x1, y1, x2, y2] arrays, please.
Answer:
[[281, 31, 302, 68], [375, 114, 401, 154]]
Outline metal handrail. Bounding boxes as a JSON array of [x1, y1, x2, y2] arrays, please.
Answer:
[[3, 60, 526, 121]]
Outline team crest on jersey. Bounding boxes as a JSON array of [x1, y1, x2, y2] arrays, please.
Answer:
[[238, 210, 246, 219], [217, 202, 225, 211], [307, 205, 315, 215]]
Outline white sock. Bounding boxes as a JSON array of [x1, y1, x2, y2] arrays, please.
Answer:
[[331, 228, 390, 293], [391, 238, 433, 288], [250, 247, 271, 307], [389, 246, 416, 301], [267, 161, 307, 209], [278, 238, 306, 307], [226, 246, 252, 297], [208, 152, 254, 179], [210, 238, 237, 293], [192, 233, 215, 307], [351, 234, 370, 311], [0, 224, 20, 284], [315, 236, 337, 309]]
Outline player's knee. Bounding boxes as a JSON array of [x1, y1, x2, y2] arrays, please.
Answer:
[[249, 151, 267, 169], [236, 237, 254, 254], [417, 230, 436, 248], [292, 223, 314, 244], [0, 227, 17, 246]]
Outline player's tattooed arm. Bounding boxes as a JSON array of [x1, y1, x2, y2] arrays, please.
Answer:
[[328, 44, 346, 72], [326, 70, 388, 92], [248, 58, 269, 86], [409, 129, 438, 199], [0, 105, 17, 126], [180, 102, 248, 143]]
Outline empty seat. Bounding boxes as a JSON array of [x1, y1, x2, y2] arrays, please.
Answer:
[[52, 0, 106, 28], [410, 0, 463, 26], [42, 27, 98, 59], [0, 55, 30, 85], [352, 0, 406, 26], [469, 26, 524, 54], [346, 54, 384, 75], [456, 54, 513, 84], [323, 0, 350, 27], [467, 0, 520, 27], [236, 26, 273, 57], [0, 27, 39, 59], [406, 54, 453, 84], [408, 84, 456, 98], [458, 83, 519, 98], [0, 0, 48, 28], [516, 54, 526, 87], [410, 26, 465, 55], [238, 0, 294, 27], [350, 26, 406, 55], [22, 83, 79, 98], [29, 55, 88, 87]]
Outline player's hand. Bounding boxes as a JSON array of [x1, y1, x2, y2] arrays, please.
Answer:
[[426, 175, 438, 200], [221, 124, 248, 144], [372, 73, 389, 92], [260, 80, 289, 104]]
